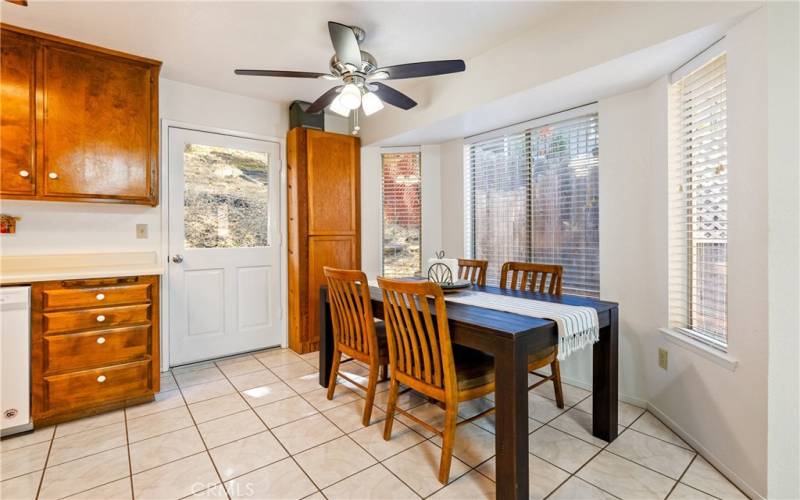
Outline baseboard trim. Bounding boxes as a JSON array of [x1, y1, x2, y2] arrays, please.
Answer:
[[647, 403, 763, 500], [558, 375, 761, 499], [560, 375, 649, 409]]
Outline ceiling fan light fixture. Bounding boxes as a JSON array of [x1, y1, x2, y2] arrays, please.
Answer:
[[339, 83, 362, 110], [329, 95, 351, 117], [361, 92, 384, 116]]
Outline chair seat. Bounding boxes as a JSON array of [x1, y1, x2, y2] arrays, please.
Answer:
[[453, 346, 495, 392], [527, 345, 558, 371]]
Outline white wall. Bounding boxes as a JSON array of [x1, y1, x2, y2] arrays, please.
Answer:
[[647, 11, 769, 497], [439, 140, 465, 260], [766, 2, 800, 498], [433, 9, 776, 496], [0, 79, 288, 259]]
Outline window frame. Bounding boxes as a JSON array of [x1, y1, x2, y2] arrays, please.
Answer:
[[668, 39, 729, 351], [381, 147, 423, 278], [464, 104, 600, 296]]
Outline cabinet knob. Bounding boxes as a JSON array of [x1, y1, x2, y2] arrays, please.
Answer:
[[48, 172, 59, 180], [96, 315, 106, 323], [96, 293, 105, 301], [19, 170, 29, 178], [97, 375, 107, 383], [96, 337, 106, 345]]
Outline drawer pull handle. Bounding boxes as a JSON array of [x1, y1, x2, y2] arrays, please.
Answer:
[[96, 337, 106, 345], [19, 170, 29, 178], [97, 375, 107, 383], [48, 172, 59, 180], [96, 293, 105, 301], [96, 315, 106, 323]]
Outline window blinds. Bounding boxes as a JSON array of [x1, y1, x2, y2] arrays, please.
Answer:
[[382, 150, 422, 278], [668, 53, 728, 349], [465, 111, 600, 296]]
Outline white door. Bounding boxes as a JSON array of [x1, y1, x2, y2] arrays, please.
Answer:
[[168, 127, 282, 365]]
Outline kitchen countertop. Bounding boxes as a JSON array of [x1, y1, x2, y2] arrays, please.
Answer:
[[0, 252, 164, 284]]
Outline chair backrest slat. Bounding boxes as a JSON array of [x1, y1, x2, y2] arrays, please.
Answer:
[[324, 267, 377, 359], [457, 258, 488, 286], [378, 278, 454, 395], [500, 262, 563, 295]]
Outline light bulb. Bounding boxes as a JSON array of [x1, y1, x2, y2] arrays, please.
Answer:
[[361, 92, 384, 116], [329, 94, 350, 117], [339, 83, 362, 110]]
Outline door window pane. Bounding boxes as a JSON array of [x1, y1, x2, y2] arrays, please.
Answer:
[[184, 144, 269, 248]]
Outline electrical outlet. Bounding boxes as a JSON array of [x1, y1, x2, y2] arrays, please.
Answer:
[[658, 348, 669, 370], [136, 224, 148, 239]]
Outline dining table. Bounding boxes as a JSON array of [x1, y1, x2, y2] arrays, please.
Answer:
[[318, 283, 619, 500]]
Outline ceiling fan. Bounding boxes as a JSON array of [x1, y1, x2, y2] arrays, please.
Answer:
[[234, 21, 465, 117]]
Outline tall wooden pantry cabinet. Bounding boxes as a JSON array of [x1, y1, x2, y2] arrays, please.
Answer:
[[287, 128, 361, 354]]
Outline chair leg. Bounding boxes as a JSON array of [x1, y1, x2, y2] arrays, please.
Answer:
[[326, 348, 341, 401], [438, 404, 459, 484], [363, 363, 379, 427], [382, 378, 400, 441], [551, 360, 565, 409], [380, 364, 389, 381]]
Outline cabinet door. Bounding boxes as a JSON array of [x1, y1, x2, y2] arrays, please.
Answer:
[[0, 30, 36, 195], [41, 43, 156, 203], [306, 130, 360, 235], [307, 235, 358, 350]]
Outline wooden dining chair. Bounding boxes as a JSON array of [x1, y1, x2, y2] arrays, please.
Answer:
[[324, 267, 389, 426], [500, 261, 565, 408], [377, 277, 495, 484], [457, 258, 488, 286]]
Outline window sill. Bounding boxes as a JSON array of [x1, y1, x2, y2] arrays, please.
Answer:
[[659, 328, 739, 372]]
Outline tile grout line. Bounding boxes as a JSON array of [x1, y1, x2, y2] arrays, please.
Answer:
[[665, 454, 702, 500], [33, 427, 56, 499], [174, 371, 232, 500], [212, 357, 325, 498], [124, 405, 135, 500]]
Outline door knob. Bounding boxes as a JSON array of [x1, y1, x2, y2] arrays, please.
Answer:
[[19, 170, 29, 178], [171, 255, 184, 263], [48, 172, 58, 179]]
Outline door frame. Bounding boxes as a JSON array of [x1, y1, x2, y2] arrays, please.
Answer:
[[159, 119, 288, 370]]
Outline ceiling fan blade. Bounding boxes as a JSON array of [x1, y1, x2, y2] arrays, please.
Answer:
[[371, 83, 417, 110], [234, 69, 330, 79], [4, 0, 28, 5], [306, 86, 343, 114], [375, 60, 465, 80], [328, 21, 362, 68]]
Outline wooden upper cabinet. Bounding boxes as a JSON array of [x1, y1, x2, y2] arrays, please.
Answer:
[[0, 30, 36, 195], [41, 43, 155, 201], [306, 129, 360, 235], [0, 25, 161, 205]]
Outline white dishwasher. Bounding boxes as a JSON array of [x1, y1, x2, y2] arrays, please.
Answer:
[[1, 286, 32, 436]]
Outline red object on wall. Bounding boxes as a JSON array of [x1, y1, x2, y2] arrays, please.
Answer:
[[0, 214, 20, 233]]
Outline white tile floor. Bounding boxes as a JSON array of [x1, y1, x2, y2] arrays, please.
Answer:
[[0, 348, 749, 500]]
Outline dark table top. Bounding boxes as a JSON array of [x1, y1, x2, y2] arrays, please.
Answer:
[[365, 283, 618, 339]]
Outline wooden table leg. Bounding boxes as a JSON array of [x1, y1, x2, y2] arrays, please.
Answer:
[[592, 306, 619, 441], [318, 286, 334, 388], [493, 338, 529, 500]]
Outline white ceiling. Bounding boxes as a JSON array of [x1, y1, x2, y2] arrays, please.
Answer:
[[0, 1, 566, 104]]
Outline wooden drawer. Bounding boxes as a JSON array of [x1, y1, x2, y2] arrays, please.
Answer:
[[43, 304, 150, 334], [43, 283, 152, 310], [43, 360, 151, 413], [44, 325, 150, 373]]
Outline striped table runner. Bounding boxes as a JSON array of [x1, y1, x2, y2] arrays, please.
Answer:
[[443, 291, 599, 360]]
